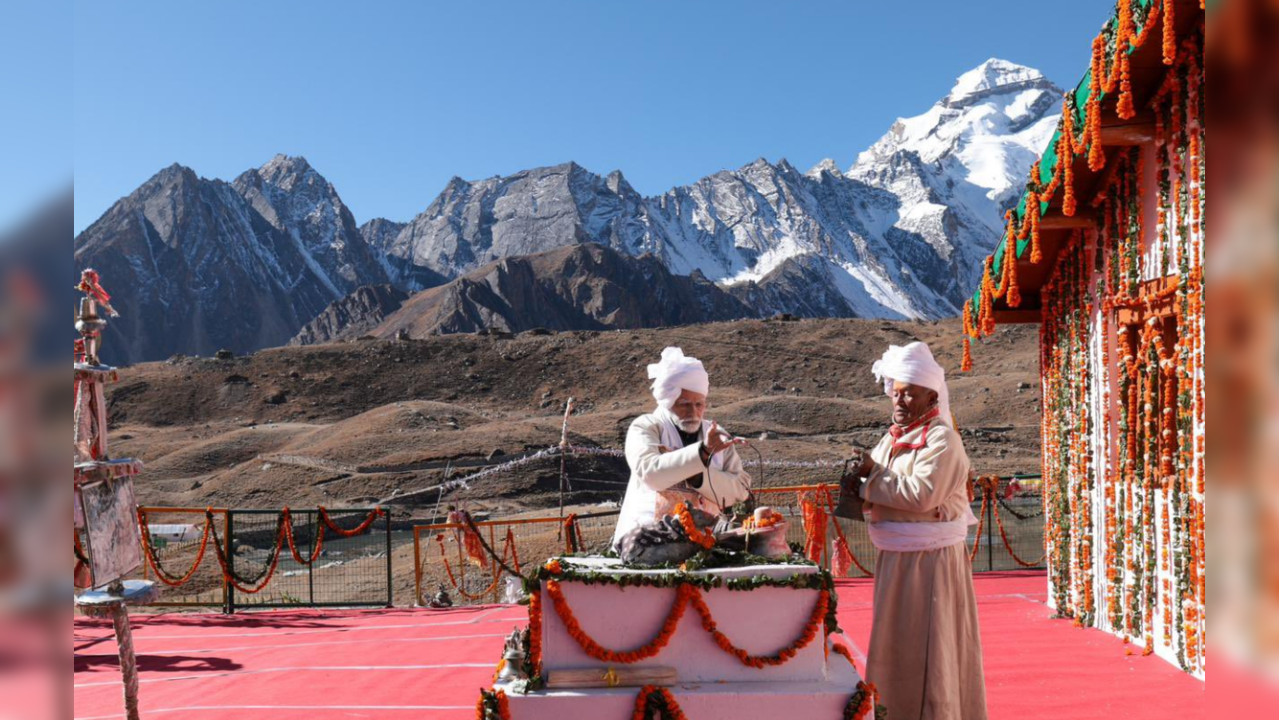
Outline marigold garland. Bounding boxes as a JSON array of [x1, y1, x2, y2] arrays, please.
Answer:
[[831, 642, 858, 673], [547, 579, 690, 664], [545, 578, 830, 669], [137, 508, 214, 586], [476, 689, 511, 720], [436, 530, 523, 601], [690, 585, 829, 668], [843, 681, 881, 720], [631, 685, 688, 720], [673, 502, 715, 550]]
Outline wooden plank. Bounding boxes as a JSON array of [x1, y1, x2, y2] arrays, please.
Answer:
[[1100, 123, 1156, 145], [545, 666, 678, 689], [992, 309, 1043, 324], [1038, 213, 1097, 230]]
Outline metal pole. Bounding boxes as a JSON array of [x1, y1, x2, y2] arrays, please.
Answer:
[[986, 490, 994, 572], [413, 527, 422, 607], [225, 511, 235, 615], [307, 510, 315, 606], [385, 510, 394, 608]]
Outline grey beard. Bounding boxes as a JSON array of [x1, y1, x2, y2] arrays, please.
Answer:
[[677, 419, 702, 433]]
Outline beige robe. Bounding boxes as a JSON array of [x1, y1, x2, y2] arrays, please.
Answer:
[[611, 411, 752, 548], [858, 422, 988, 720]]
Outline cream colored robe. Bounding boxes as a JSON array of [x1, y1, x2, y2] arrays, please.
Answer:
[[858, 422, 988, 720], [611, 411, 752, 548]]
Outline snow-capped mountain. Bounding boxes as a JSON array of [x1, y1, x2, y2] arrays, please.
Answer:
[[75, 59, 1060, 362], [847, 58, 1062, 301], [379, 58, 1061, 320], [74, 156, 394, 364]]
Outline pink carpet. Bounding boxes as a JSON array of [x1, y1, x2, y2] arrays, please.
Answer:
[[73, 571, 1203, 719]]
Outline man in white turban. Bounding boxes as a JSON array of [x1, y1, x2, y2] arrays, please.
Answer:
[[611, 347, 751, 548], [837, 341, 987, 720]]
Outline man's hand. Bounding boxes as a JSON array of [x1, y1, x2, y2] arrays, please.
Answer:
[[700, 421, 744, 464], [847, 446, 875, 477]]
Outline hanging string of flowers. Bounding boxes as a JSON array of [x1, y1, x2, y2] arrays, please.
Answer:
[[134, 506, 386, 594], [435, 529, 523, 601], [1030, 28, 1205, 673], [136, 509, 214, 586], [546, 579, 691, 664], [207, 509, 287, 594], [475, 689, 511, 720], [689, 584, 829, 668], [544, 578, 830, 669], [631, 685, 688, 720], [673, 502, 716, 550], [831, 642, 858, 673], [800, 492, 828, 564], [967, 1, 1201, 360], [843, 681, 885, 720], [318, 507, 384, 537]]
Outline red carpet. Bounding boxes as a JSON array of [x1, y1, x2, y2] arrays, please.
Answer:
[[74, 571, 1202, 719]]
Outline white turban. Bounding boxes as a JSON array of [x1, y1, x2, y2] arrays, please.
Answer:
[[647, 347, 709, 409], [871, 341, 953, 427]]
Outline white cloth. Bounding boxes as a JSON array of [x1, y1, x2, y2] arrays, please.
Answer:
[[871, 341, 953, 428], [612, 410, 751, 548], [647, 347, 709, 409], [867, 516, 973, 553]]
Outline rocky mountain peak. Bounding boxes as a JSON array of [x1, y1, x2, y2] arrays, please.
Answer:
[[806, 158, 843, 179], [944, 58, 1057, 107]]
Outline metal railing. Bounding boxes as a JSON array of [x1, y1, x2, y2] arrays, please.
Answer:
[[411, 510, 619, 606], [135, 507, 392, 613]]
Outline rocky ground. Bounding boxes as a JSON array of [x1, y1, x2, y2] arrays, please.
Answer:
[[109, 316, 1040, 524]]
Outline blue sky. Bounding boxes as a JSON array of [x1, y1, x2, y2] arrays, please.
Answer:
[[71, 0, 1112, 235]]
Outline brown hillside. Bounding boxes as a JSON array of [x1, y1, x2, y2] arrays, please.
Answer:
[[109, 317, 1040, 519]]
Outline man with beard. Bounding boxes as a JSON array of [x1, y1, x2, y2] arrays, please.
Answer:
[[611, 347, 751, 549], [837, 341, 987, 720]]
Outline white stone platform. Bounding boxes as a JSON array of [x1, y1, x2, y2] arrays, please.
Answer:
[[540, 558, 829, 683], [501, 639, 861, 719]]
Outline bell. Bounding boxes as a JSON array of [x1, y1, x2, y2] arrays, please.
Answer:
[[496, 628, 529, 683], [832, 471, 867, 520]]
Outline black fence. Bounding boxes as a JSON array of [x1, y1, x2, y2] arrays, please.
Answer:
[[137, 507, 392, 613]]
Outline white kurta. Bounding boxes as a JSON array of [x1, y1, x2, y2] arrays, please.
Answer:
[[858, 422, 988, 720], [611, 411, 751, 548]]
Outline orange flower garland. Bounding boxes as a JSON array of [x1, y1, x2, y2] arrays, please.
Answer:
[[1162, 0, 1176, 64], [831, 642, 858, 673], [547, 579, 691, 664], [475, 689, 510, 720], [844, 681, 879, 720], [631, 685, 688, 720], [137, 509, 213, 587], [546, 578, 830, 670], [673, 502, 715, 550], [690, 586, 829, 668], [528, 587, 544, 674], [742, 508, 784, 531]]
